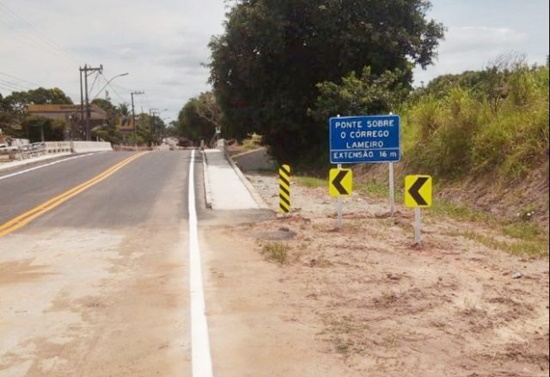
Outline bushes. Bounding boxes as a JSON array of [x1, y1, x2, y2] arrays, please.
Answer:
[[404, 62, 549, 182]]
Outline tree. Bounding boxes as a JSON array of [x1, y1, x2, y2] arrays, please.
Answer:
[[118, 103, 130, 117], [4, 87, 72, 112], [91, 98, 122, 144], [309, 66, 410, 122], [22, 115, 65, 142], [0, 93, 21, 137], [209, 0, 445, 168], [177, 92, 221, 145], [1, 87, 73, 139]]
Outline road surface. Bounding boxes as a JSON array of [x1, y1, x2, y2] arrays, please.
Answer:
[[0, 150, 289, 377]]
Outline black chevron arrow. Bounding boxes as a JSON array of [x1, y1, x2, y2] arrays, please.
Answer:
[[332, 170, 349, 195], [408, 177, 429, 206]]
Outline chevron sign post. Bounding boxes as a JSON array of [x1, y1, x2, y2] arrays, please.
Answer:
[[328, 168, 353, 228], [404, 175, 432, 244]]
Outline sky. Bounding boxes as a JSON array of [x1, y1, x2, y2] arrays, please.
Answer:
[[0, 0, 548, 124]]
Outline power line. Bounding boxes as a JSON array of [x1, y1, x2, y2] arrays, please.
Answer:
[[106, 84, 128, 105], [0, 78, 31, 91], [0, 0, 80, 67], [0, 71, 40, 88]]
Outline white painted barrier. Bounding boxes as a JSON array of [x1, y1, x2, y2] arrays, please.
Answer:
[[45, 141, 72, 153], [71, 141, 113, 153], [44, 141, 113, 154]]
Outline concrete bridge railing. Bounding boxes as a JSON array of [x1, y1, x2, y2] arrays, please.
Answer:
[[44, 141, 113, 154]]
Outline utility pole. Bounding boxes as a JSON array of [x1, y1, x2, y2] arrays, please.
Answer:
[[79, 64, 103, 140], [148, 108, 167, 146], [79, 68, 84, 138], [149, 108, 157, 147], [131, 91, 144, 150]]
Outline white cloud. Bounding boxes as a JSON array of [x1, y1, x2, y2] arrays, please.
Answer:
[[1, 0, 548, 118], [414, 0, 549, 86], [0, 0, 227, 121]]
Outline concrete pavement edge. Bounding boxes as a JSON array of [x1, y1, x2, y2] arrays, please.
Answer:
[[201, 150, 213, 209], [221, 147, 271, 210]]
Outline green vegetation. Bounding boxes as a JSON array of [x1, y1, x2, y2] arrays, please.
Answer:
[[0, 87, 170, 145], [355, 179, 391, 198], [449, 230, 548, 257], [208, 0, 444, 168], [404, 57, 549, 183], [177, 92, 221, 146], [261, 242, 288, 264], [428, 199, 489, 223], [0, 87, 73, 141], [294, 176, 326, 188], [240, 133, 262, 150]]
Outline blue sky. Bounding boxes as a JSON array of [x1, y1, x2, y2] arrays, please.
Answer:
[[0, 0, 548, 123]]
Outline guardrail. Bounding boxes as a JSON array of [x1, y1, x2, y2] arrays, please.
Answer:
[[0, 141, 113, 162]]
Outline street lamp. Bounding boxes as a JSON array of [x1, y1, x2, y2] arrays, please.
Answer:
[[93, 72, 129, 100], [131, 91, 144, 150]]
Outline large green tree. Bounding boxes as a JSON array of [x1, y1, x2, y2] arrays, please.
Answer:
[[1, 87, 73, 139], [209, 0, 444, 168], [5, 87, 72, 111], [177, 92, 221, 146], [91, 98, 123, 144]]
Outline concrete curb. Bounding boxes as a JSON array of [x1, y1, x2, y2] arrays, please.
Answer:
[[201, 150, 213, 209], [221, 146, 271, 210]]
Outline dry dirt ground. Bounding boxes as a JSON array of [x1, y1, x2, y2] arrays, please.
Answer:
[[218, 169, 550, 377]]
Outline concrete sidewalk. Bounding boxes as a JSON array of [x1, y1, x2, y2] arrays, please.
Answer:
[[202, 149, 269, 210]]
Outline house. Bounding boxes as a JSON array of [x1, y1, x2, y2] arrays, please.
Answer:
[[27, 104, 108, 140]]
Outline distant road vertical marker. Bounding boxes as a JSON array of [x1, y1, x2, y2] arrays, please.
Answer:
[[279, 164, 291, 214]]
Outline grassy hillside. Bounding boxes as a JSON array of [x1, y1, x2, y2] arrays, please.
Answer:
[[359, 60, 549, 230]]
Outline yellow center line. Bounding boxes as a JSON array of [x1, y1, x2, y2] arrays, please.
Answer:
[[0, 152, 146, 238]]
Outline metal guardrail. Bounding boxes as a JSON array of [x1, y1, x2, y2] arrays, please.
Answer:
[[0, 142, 46, 161]]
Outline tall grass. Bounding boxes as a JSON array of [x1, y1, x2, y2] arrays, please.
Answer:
[[404, 62, 549, 183]]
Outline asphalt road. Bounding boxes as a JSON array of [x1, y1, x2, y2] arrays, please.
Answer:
[[0, 149, 283, 377], [0, 150, 199, 376], [0, 151, 197, 227]]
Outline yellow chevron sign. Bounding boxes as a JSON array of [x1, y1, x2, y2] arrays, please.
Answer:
[[329, 168, 352, 197], [404, 175, 432, 207]]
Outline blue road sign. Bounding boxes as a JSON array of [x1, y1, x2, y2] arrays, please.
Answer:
[[329, 115, 401, 164]]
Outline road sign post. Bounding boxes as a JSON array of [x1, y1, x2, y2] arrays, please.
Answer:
[[404, 175, 432, 245], [329, 114, 400, 216], [329, 167, 352, 228]]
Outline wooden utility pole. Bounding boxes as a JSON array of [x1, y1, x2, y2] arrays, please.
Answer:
[[79, 64, 103, 140]]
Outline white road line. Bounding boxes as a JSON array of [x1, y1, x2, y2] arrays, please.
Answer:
[[0, 154, 92, 181], [188, 150, 214, 377]]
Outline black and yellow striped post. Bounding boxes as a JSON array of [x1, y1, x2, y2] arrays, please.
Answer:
[[279, 164, 291, 213]]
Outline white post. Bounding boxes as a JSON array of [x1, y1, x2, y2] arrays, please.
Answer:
[[389, 162, 395, 215], [337, 163, 343, 229], [414, 207, 421, 244], [388, 111, 396, 216]]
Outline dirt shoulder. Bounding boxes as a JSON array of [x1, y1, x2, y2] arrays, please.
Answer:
[[220, 168, 549, 377]]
